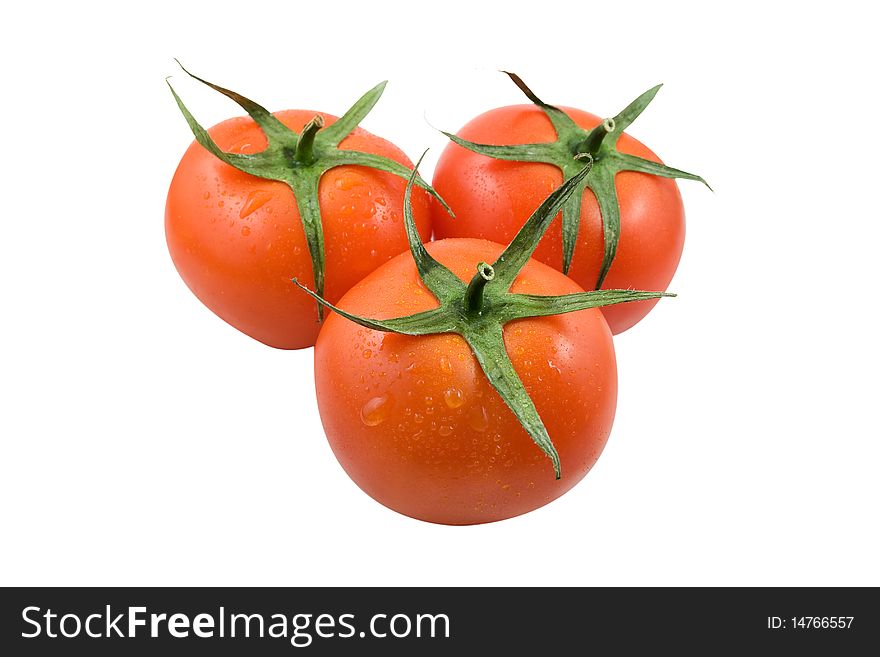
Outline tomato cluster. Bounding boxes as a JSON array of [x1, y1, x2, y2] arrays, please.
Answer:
[[166, 66, 705, 524]]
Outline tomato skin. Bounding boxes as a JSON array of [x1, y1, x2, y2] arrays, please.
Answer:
[[314, 238, 617, 525], [430, 104, 685, 334], [165, 110, 432, 349]]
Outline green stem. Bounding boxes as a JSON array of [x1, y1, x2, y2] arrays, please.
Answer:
[[464, 262, 495, 314], [575, 118, 615, 157], [293, 114, 325, 164]]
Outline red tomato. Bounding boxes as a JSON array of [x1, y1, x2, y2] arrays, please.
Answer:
[[431, 104, 685, 334], [166, 110, 431, 349], [314, 238, 617, 525]]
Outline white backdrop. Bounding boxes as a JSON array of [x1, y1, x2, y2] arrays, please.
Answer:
[[1, 0, 877, 586]]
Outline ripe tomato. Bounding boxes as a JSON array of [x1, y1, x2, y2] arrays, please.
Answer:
[[166, 110, 431, 349], [314, 238, 617, 525], [431, 104, 685, 334]]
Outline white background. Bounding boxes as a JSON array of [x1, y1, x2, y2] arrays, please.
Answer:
[[1, 1, 877, 586]]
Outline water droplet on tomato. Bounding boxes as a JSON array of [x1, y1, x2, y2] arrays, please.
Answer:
[[362, 349, 372, 359], [203, 191, 211, 200], [335, 172, 366, 191], [239, 189, 272, 219], [439, 355, 453, 374], [438, 425, 453, 437], [443, 387, 465, 409], [467, 405, 489, 432], [241, 225, 251, 237], [360, 394, 392, 427], [230, 140, 253, 153]]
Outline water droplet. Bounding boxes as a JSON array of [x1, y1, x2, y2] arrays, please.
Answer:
[[443, 387, 465, 409], [439, 355, 453, 374], [370, 249, 377, 258], [413, 413, 424, 424], [202, 191, 211, 200], [240, 225, 251, 237], [239, 189, 272, 219], [217, 200, 225, 208], [362, 349, 372, 359], [293, 246, 302, 255], [467, 405, 489, 432], [360, 394, 392, 427], [438, 425, 453, 437], [335, 172, 366, 190]]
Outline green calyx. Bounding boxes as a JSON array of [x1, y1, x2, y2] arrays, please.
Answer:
[[294, 153, 673, 479], [167, 61, 451, 319], [441, 71, 711, 289]]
